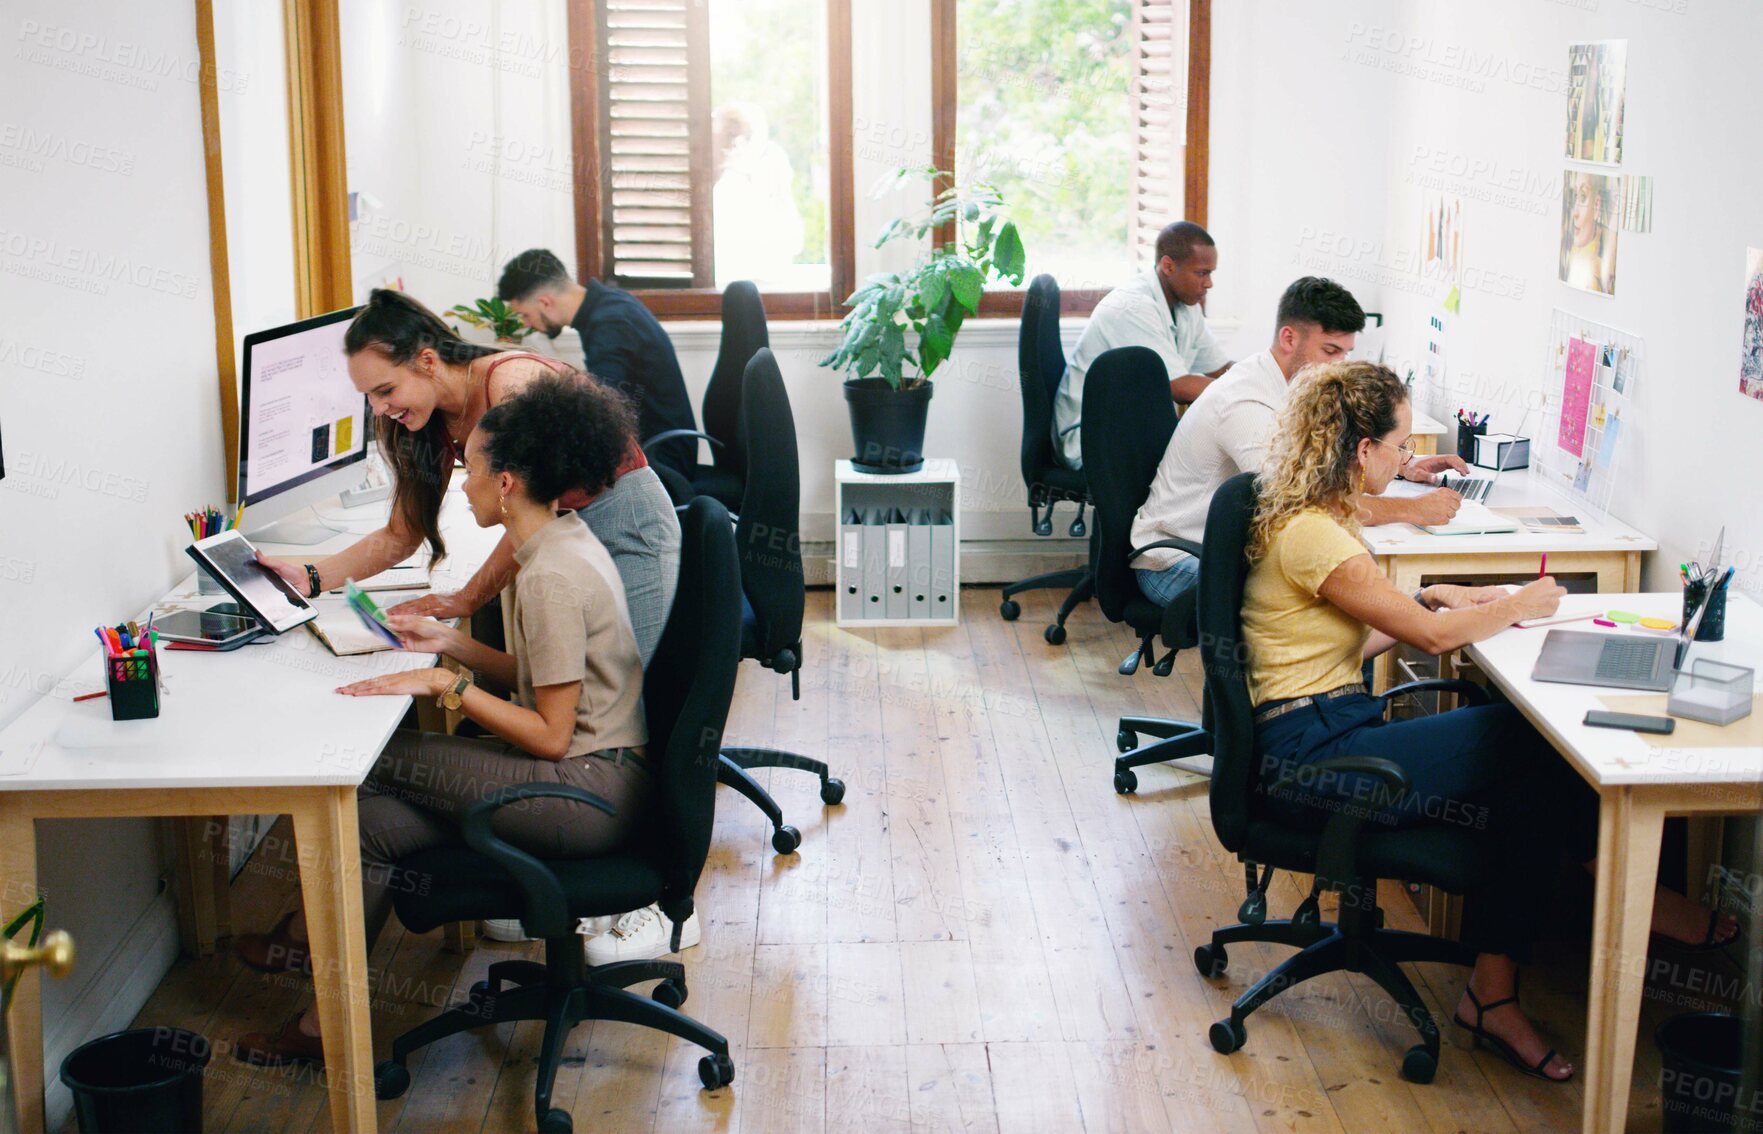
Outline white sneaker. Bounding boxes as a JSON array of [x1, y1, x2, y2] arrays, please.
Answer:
[[577, 914, 616, 937], [584, 904, 701, 966], [480, 919, 530, 942]]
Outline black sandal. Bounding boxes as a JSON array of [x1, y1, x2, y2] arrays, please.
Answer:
[[1650, 907, 1742, 955], [1452, 982, 1572, 1082]]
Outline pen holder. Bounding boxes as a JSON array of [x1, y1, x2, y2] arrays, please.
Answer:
[[103, 644, 160, 721], [1667, 660, 1752, 726], [1456, 421, 1487, 462], [1684, 582, 1727, 643]]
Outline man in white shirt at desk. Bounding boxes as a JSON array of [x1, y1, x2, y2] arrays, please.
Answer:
[[1051, 221, 1231, 469], [1132, 276, 1470, 605]]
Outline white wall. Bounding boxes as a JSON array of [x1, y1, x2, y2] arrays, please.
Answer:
[[1, 3, 227, 1122]]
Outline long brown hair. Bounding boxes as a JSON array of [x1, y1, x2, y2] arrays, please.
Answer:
[[1250, 361, 1407, 561], [345, 289, 502, 564]]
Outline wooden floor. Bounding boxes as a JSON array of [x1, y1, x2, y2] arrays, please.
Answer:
[[101, 588, 1742, 1133]]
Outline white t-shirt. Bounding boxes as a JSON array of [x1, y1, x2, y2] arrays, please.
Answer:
[[1051, 269, 1228, 469], [1130, 349, 1289, 571]]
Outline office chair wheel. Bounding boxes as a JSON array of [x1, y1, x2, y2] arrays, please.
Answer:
[[999, 599, 1021, 621], [1044, 623, 1067, 646], [1116, 729, 1137, 753], [652, 978, 688, 1009], [539, 1107, 574, 1133], [1113, 769, 1138, 795], [1068, 517, 1086, 538], [1209, 1018, 1247, 1055], [373, 1059, 411, 1100], [771, 825, 802, 855], [1194, 943, 1228, 979], [820, 777, 846, 806], [1238, 891, 1268, 926], [1292, 896, 1321, 928], [699, 1052, 736, 1089], [1401, 1045, 1438, 1085], [466, 979, 495, 1010], [1151, 655, 1174, 677], [1034, 517, 1053, 537]]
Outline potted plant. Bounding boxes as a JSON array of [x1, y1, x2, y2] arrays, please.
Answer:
[[820, 168, 1026, 473], [448, 297, 532, 345]]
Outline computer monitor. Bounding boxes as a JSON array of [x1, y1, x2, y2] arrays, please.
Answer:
[[237, 306, 369, 545]]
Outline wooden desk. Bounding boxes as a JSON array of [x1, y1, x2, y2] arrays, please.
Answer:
[[1410, 409, 1447, 456], [1362, 471, 1655, 692], [1465, 592, 1762, 1134], [0, 488, 495, 1134]]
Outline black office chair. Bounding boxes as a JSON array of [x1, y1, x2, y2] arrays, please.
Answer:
[[998, 275, 1093, 645], [1080, 346, 1210, 793], [373, 498, 744, 1132], [716, 348, 846, 855], [1193, 471, 1495, 1084], [646, 280, 767, 510]]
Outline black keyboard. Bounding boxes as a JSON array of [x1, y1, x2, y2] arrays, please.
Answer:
[[1595, 639, 1660, 682]]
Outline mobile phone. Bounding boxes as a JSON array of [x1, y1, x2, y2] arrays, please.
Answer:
[[1583, 710, 1675, 735]]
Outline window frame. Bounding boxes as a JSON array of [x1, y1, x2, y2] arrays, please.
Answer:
[[930, 0, 1211, 317], [568, 0, 856, 320]]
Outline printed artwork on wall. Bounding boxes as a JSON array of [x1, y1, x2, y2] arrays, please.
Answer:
[[1559, 171, 1619, 295], [1741, 247, 1763, 401], [1421, 193, 1464, 311], [1565, 41, 1627, 165]]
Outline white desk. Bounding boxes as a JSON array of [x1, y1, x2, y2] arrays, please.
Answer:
[[1465, 593, 1762, 1134], [0, 487, 497, 1134], [1362, 469, 1656, 691], [1410, 409, 1447, 456]]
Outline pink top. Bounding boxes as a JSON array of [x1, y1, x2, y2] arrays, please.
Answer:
[[438, 351, 647, 510]]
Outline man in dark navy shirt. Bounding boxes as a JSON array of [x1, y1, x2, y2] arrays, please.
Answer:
[[497, 248, 698, 478]]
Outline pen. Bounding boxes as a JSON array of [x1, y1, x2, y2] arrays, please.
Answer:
[[73, 690, 108, 703], [1538, 553, 1547, 578]]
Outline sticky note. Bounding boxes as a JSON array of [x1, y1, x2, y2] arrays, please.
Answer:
[[1607, 611, 1640, 623], [1444, 286, 1462, 314], [1591, 404, 1607, 428], [1639, 617, 1677, 630]]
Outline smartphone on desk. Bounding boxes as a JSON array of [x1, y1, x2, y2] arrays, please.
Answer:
[[1583, 710, 1675, 735]]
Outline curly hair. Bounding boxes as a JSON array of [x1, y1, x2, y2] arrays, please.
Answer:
[[477, 374, 636, 504], [1249, 361, 1408, 561]]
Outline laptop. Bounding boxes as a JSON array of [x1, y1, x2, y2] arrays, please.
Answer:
[[1531, 595, 1710, 692]]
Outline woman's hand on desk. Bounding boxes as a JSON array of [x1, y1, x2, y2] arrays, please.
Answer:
[[382, 614, 462, 656], [336, 667, 452, 699], [1505, 576, 1567, 623], [388, 591, 473, 619]]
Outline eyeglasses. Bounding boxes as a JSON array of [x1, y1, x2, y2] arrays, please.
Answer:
[[1371, 436, 1418, 460]]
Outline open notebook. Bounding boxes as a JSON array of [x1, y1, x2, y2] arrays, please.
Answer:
[[306, 594, 407, 655], [1421, 500, 1521, 536]]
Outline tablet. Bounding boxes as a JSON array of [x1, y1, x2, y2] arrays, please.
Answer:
[[186, 531, 318, 634], [153, 608, 264, 649]]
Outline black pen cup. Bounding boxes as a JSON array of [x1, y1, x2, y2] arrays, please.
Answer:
[[104, 644, 160, 721], [1456, 421, 1487, 462], [1683, 582, 1727, 643]]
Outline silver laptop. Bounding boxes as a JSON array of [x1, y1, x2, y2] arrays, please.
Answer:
[[1531, 596, 1709, 692]]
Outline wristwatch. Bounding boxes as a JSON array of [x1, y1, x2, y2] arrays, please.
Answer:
[[304, 564, 322, 598], [438, 671, 472, 711]]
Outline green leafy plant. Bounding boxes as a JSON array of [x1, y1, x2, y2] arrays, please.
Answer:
[[820, 168, 1027, 389], [449, 297, 530, 343]]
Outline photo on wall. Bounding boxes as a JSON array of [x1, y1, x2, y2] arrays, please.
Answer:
[[1741, 246, 1763, 401], [1559, 171, 1620, 295], [1565, 40, 1627, 165]]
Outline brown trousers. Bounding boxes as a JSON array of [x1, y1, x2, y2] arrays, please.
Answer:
[[355, 728, 651, 948]]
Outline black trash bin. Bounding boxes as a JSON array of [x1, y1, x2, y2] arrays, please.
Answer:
[[1658, 1012, 1759, 1133], [59, 1027, 212, 1133]]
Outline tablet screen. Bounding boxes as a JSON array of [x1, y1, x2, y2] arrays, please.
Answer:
[[188, 532, 316, 633], [154, 608, 261, 645]]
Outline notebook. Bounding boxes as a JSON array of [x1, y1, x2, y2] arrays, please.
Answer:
[[1421, 501, 1521, 536], [305, 595, 399, 656]]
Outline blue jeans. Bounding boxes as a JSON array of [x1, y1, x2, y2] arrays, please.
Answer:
[[1135, 554, 1200, 607], [1253, 691, 1598, 962]]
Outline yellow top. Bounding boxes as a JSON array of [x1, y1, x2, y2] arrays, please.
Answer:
[[1242, 508, 1372, 706]]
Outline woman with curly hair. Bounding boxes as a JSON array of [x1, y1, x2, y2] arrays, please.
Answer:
[[1243, 361, 1736, 1082], [234, 376, 652, 1066]]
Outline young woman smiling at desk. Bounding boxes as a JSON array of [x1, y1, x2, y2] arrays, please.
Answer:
[[234, 377, 652, 1066], [1242, 361, 1736, 1082]]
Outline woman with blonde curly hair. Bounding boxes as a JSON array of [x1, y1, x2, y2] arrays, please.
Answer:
[[1242, 361, 1736, 1082]]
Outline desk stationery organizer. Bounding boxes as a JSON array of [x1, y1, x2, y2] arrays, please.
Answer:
[[103, 639, 160, 721], [1684, 581, 1728, 642], [1472, 433, 1530, 471], [1667, 660, 1753, 726]]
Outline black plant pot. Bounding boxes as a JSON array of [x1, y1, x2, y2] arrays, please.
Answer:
[[844, 378, 933, 474]]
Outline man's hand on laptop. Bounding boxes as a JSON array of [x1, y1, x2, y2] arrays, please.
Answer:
[[1399, 453, 1471, 483]]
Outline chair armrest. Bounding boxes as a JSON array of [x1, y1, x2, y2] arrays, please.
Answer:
[[1128, 536, 1203, 562], [459, 785, 617, 939], [642, 428, 725, 453], [1267, 757, 1409, 891], [1378, 678, 1490, 707]]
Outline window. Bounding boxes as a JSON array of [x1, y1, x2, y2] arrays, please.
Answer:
[[934, 0, 1209, 315], [570, 0, 854, 317]]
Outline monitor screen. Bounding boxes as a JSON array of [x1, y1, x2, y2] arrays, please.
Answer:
[[239, 307, 367, 505]]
